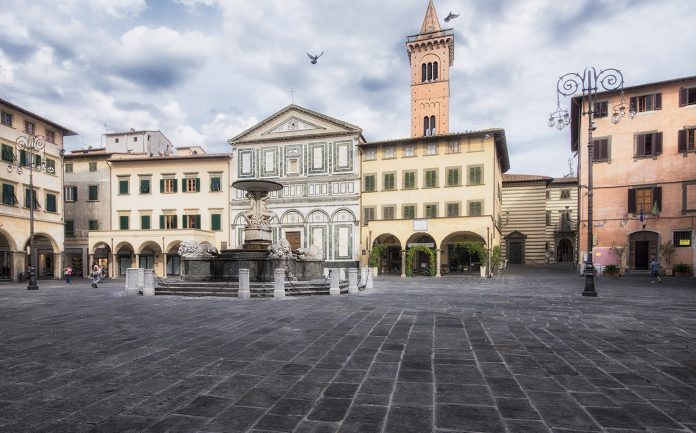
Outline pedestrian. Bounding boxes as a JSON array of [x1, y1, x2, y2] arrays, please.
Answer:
[[63, 265, 73, 285], [91, 264, 100, 288], [96, 264, 103, 282], [650, 257, 661, 283]]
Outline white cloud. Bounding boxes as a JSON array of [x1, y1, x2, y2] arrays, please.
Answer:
[[88, 0, 146, 18]]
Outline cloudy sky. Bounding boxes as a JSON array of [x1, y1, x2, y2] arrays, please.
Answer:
[[1, 0, 695, 176]]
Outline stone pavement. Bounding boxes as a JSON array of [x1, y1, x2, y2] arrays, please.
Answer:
[[0, 266, 695, 433]]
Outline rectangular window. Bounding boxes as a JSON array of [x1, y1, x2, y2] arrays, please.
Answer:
[[383, 172, 395, 191], [161, 214, 178, 229], [678, 128, 696, 153], [2, 183, 17, 206], [1, 144, 13, 162], [161, 178, 177, 193], [630, 93, 661, 113], [594, 100, 608, 118], [210, 175, 222, 192], [673, 231, 692, 247], [446, 202, 460, 217], [364, 174, 376, 192], [424, 169, 438, 188], [680, 87, 696, 107], [64, 220, 74, 236], [425, 142, 437, 155], [593, 138, 610, 162], [468, 166, 483, 185], [184, 177, 200, 192], [363, 207, 375, 225], [468, 201, 483, 217], [424, 203, 438, 218], [88, 220, 99, 231], [383, 145, 395, 159], [0, 110, 12, 127], [46, 158, 55, 174], [64, 163, 73, 173], [118, 179, 129, 195], [364, 148, 376, 161], [634, 132, 663, 157], [25, 189, 38, 209], [45, 130, 55, 143], [141, 215, 151, 230], [403, 143, 416, 157], [211, 214, 222, 231], [382, 206, 395, 220], [139, 178, 151, 194], [64, 185, 77, 202], [560, 189, 571, 199], [182, 214, 201, 229], [446, 167, 460, 187], [34, 154, 41, 167], [628, 187, 662, 213], [88, 185, 98, 201], [447, 139, 460, 153], [88, 161, 97, 172], [19, 150, 26, 166], [403, 205, 416, 219], [119, 215, 129, 230], [546, 211, 551, 226], [25, 121, 35, 135], [403, 171, 416, 189]]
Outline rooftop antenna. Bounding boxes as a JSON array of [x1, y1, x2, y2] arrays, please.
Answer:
[[289, 88, 296, 104]]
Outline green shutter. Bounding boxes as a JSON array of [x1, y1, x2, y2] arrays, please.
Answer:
[[25, 189, 30, 208], [181, 178, 186, 192], [182, 214, 188, 229], [173, 179, 178, 193], [172, 215, 177, 229], [141, 215, 150, 230], [120, 215, 129, 230], [160, 179, 164, 193], [211, 214, 221, 231], [159, 215, 164, 229], [119, 180, 128, 194], [195, 178, 200, 192], [20, 150, 27, 165], [46, 194, 56, 212], [195, 215, 201, 228]]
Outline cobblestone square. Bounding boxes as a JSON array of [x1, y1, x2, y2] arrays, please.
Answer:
[[0, 267, 695, 432]]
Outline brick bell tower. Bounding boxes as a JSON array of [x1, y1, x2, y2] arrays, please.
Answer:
[[406, 0, 454, 137]]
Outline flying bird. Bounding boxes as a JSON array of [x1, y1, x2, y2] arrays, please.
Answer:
[[444, 11, 459, 22], [307, 52, 324, 64]]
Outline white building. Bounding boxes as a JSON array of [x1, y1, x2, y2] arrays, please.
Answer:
[[103, 129, 173, 156], [228, 105, 364, 268]]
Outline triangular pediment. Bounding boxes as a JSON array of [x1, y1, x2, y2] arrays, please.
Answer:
[[228, 104, 363, 145], [504, 230, 527, 240]]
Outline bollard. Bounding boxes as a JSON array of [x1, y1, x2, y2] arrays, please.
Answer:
[[238, 268, 251, 299], [137, 268, 145, 292], [339, 268, 346, 281], [273, 268, 286, 299], [359, 267, 368, 287], [366, 270, 374, 289], [125, 268, 139, 295], [142, 269, 155, 296], [348, 268, 358, 294], [329, 268, 340, 296]]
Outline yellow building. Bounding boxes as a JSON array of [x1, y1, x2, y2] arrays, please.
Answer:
[[88, 151, 232, 278], [1, 97, 77, 281]]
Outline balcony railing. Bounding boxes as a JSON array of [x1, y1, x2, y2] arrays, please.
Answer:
[[406, 28, 454, 43]]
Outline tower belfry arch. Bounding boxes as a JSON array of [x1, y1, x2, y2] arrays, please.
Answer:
[[406, 0, 455, 138]]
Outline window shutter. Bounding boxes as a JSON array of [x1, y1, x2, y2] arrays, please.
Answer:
[[159, 215, 164, 229], [678, 129, 687, 152], [629, 96, 636, 112], [592, 142, 600, 160], [653, 187, 662, 211], [636, 135, 645, 156], [181, 178, 186, 192], [654, 132, 663, 155], [654, 93, 662, 110], [173, 179, 178, 193], [196, 215, 201, 228], [628, 189, 636, 213], [73, 188, 78, 201], [195, 178, 200, 192], [211, 214, 221, 231], [19, 150, 26, 165], [421, 64, 426, 82], [182, 215, 188, 229], [172, 215, 177, 229], [679, 88, 688, 107]]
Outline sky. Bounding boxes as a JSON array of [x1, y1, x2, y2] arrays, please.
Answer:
[[1, 0, 695, 177]]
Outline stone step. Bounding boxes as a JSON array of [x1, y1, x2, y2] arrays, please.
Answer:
[[154, 288, 342, 298]]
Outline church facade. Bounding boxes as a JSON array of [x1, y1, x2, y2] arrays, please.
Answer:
[[228, 105, 365, 268]]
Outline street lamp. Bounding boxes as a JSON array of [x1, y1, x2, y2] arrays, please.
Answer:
[[7, 134, 54, 290], [549, 67, 631, 297]]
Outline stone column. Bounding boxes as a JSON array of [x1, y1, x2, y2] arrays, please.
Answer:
[[162, 253, 168, 277], [135, 254, 140, 269], [273, 268, 286, 299], [88, 254, 94, 278], [110, 253, 116, 278], [142, 269, 155, 296], [401, 250, 407, 278], [435, 248, 442, 278], [359, 267, 368, 287], [348, 268, 358, 294], [238, 268, 251, 299], [329, 268, 340, 296]]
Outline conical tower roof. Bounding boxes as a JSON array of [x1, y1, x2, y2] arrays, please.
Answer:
[[420, 0, 442, 34]]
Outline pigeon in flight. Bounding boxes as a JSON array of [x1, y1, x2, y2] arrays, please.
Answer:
[[444, 11, 459, 22], [307, 52, 324, 64]]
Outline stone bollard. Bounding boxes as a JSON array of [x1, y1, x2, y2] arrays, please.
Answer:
[[329, 268, 340, 296], [323, 267, 330, 278], [273, 268, 286, 299], [348, 268, 358, 294], [359, 267, 368, 287], [366, 270, 374, 290], [238, 268, 251, 299], [137, 268, 145, 292], [125, 268, 139, 296], [142, 269, 155, 296], [339, 268, 346, 281]]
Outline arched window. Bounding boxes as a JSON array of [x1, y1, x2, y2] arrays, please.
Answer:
[[423, 117, 430, 136], [427, 62, 433, 81], [430, 116, 436, 135], [421, 64, 427, 82], [433, 62, 438, 80]]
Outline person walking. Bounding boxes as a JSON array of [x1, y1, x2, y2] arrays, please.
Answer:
[[91, 264, 100, 288], [63, 265, 73, 285], [650, 257, 661, 283]]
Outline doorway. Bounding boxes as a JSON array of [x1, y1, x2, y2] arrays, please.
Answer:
[[629, 231, 658, 270], [634, 241, 649, 270], [557, 239, 573, 263], [508, 242, 522, 264]]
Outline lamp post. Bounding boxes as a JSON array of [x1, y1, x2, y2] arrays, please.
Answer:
[[7, 133, 54, 290], [548, 67, 631, 297]]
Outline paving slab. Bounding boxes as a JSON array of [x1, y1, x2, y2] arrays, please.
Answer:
[[0, 266, 695, 432]]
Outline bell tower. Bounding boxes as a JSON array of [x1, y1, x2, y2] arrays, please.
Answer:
[[406, 0, 454, 137]]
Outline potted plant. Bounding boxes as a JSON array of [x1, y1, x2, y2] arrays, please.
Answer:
[[604, 264, 619, 277], [673, 263, 692, 277], [660, 241, 676, 276], [609, 242, 626, 275]]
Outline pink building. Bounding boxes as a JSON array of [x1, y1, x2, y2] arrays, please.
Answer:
[[571, 75, 696, 275]]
